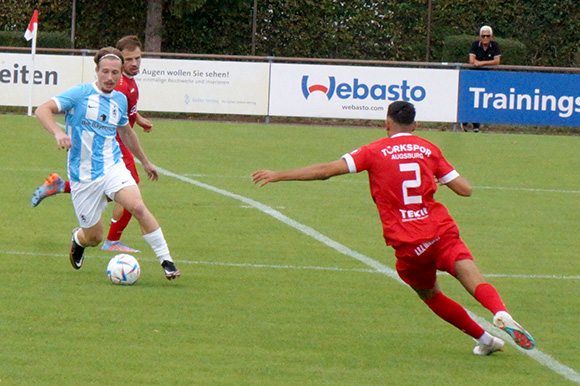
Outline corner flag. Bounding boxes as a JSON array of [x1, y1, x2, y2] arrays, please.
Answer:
[[24, 10, 39, 116], [24, 10, 38, 42]]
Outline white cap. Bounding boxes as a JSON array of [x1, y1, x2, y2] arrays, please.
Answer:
[[479, 25, 493, 36]]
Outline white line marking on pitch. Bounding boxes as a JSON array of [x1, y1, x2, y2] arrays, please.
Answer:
[[4, 251, 376, 273], [6, 251, 580, 280], [184, 173, 580, 194], [152, 165, 580, 384], [475, 185, 580, 194], [11, 162, 580, 195]]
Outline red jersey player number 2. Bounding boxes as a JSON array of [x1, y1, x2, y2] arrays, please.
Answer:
[[345, 133, 459, 247]]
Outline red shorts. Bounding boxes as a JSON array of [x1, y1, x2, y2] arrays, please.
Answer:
[[122, 155, 140, 184], [394, 232, 473, 290]]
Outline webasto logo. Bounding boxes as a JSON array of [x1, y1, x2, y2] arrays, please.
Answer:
[[301, 75, 426, 102]]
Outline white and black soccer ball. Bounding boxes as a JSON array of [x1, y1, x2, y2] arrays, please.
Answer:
[[107, 254, 140, 285]]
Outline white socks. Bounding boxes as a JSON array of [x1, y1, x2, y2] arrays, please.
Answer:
[[478, 331, 493, 346], [73, 229, 85, 247], [143, 228, 172, 264]]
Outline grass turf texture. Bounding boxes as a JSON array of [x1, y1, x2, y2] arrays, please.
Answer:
[[1, 114, 579, 385]]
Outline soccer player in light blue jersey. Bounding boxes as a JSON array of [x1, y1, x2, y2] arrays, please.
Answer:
[[34, 47, 180, 280]]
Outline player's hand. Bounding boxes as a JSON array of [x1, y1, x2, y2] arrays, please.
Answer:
[[54, 131, 72, 150], [139, 118, 153, 133], [251, 170, 278, 186], [143, 161, 159, 181]]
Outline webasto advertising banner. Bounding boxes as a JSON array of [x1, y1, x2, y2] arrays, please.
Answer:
[[269, 63, 459, 122], [135, 58, 269, 115]]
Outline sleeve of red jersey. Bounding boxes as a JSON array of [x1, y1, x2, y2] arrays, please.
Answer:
[[341, 146, 369, 173], [434, 147, 460, 184]]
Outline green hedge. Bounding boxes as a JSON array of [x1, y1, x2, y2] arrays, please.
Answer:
[[0, 30, 69, 48], [439, 35, 528, 65]]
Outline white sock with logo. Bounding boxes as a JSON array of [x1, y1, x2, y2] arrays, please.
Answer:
[[143, 228, 172, 264]]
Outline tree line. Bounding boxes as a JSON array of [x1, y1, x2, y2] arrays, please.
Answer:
[[1, 0, 579, 67]]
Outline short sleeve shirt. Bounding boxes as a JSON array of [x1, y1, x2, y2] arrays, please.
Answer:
[[53, 82, 129, 183], [115, 74, 139, 128], [342, 133, 460, 246], [114, 73, 140, 158], [469, 40, 501, 62]]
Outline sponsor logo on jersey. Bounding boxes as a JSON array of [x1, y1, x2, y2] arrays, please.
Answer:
[[381, 144, 432, 158], [111, 104, 119, 121]]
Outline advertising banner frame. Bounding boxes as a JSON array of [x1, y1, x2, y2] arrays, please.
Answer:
[[458, 70, 580, 127], [268, 63, 459, 122]]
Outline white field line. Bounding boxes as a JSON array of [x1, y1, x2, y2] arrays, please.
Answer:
[[4, 250, 375, 273], [154, 165, 580, 385], [13, 164, 580, 195], [475, 185, 580, 194], [181, 172, 580, 194], [442, 272, 580, 280], [6, 250, 580, 280]]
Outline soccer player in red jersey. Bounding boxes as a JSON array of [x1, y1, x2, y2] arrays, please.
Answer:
[[252, 101, 535, 355], [31, 36, 153, 255]]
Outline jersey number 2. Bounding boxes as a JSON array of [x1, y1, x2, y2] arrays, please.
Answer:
[[399, 162, 422, 205]]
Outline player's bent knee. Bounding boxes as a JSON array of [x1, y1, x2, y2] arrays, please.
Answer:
[[127, 201, 149, 219]]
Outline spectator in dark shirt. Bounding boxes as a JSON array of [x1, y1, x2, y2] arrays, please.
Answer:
[[462, 25, 501, 132], [470, 25, 501, 67]]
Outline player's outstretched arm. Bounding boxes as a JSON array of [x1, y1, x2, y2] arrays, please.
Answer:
[[252, 159, 349, 187], [445, 175, 473, 197]]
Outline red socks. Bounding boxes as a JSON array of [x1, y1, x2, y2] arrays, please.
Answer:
[[424, 292, 485, 339], [106, 209, 133, 242], [474, 283, 507, 315], [64, 181, 71, 193]]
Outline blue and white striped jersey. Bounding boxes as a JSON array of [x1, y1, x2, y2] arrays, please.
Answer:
[[53, 82, 129, 182]]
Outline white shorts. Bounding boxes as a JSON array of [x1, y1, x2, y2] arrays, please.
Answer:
[[70, 162, 137, 228]]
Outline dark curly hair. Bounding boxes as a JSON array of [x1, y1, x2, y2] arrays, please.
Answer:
[[387, 101, 416, 125]]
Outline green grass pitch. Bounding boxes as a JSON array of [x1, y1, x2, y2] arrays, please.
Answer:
[[0, 114, 579, 385]]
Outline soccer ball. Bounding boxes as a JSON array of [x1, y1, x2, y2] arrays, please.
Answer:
[[107, 254, 140, 285]]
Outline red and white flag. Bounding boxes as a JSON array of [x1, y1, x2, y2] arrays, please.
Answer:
[[24, 10, 39, 116], [24, 10, 38, 41]]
